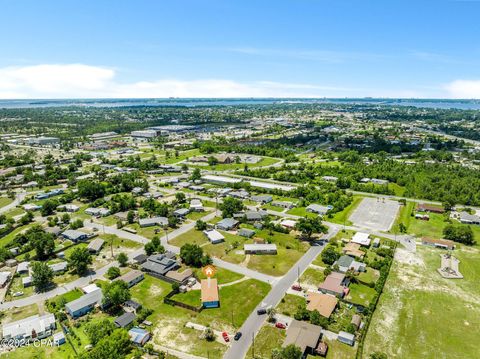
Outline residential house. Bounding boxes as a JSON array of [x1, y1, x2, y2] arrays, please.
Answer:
[[306, 204, 331, 215], [319, 272, 349, 298], [336, 255, 366, 273], [458, 211, 480, 225], [61, 229, 89, 242], [306, 292, 338, 318], [251, 195, 272, 204], [17, 261, 29, 274], [141, 253, 180, 276], [117, 270, 144, 288], [272, 201, 295, 209], [238, 228, 255, 238], [203, 229, 225, 244], [0, 272, 11, 288], [138, 216, 168, 228], [65, 288, 103, 318], [201, 278, 219, 308], [351, 232, 371, 247], [421, 237, 455, 250], [2, 313, 56, 341], [216, 218, 239, 231], [190, 199, 204, 211], [244, 243, 277, 255], [280, 219, 297, 229], [417, 203, 445, 214], [283, 320, 323, 358], [49, 261, 67, 274], [342, 242, 365, 259], [87, 238, 104, 254], [173, 208, 190, 218]]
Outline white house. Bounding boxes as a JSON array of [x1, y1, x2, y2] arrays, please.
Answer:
[[2, 313, 56, 341], [203, 229, 225, 244], [351, 232, 371, 246]]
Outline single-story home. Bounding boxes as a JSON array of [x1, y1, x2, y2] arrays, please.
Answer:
[[2, 313, 56, 341], [336, 255, 366, 273], [306, 204, 331, 215], [61, 229, 89, 242], [306, 292, 338, 318], [319, 272, 349, 298], [238, 228, 255, 238], [22, 276, 32, 288], [117, 270, 144, 288], [58, 204, 80, 213], [283, 320, 323, 357], [53, 331, 66, 346], [421, 237, 455, 250], [114, 312, 136, 328], [272, 201, 295, 209], [141, 253, 180, 276], [251, 195, 272, 204], [216, 218, 239, 231], [173, 208, 190, 218], [342, 242, 365, 259], [0, 272, 11, 288], [203, 229, 225, 244], [138, 216, 168, 228], [351, 232, 371, 247], [417, 203, 445, 214], [85, 207, 110, 217], [65, 288, 103, 318], [244, 243, 278, 255], [49, 261, 68, 274], [17, 261, 29, 274], [87, 238, 104, 254], [280, 219, 297, 229], [458, 211, 480, 225], [190, 199, 204, 211], [201, 278, 219, 308], [128, 327, 151, 346]]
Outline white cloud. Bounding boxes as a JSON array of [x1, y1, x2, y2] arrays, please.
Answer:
[[0, 63, 361, 99], [444, 79, 480, 99], [0, 63, 455, 99]]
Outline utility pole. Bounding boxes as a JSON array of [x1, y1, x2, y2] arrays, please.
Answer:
[[231, 309, 234, 328]]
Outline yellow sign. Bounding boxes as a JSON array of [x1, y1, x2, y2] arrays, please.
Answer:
[[202, 265, 216, 278]]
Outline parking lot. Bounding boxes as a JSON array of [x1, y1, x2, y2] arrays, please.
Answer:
[[349, 197, 400, 231]]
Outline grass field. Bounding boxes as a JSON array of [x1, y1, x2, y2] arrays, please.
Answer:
[[0, 196, 13, 208], [246, 324, 286, 358], [363, 244, 480, 359], [130, 274, 270, 357], [0, 223, 35, 247], [328, 195, 363, 226]]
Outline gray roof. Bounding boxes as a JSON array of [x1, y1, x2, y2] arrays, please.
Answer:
[[49, 261, 67, 272], [65, 289, 103, 313], [217, 218, 239, 229], [114, 312, 136, 328], [87, 238, 105, 252], [306, 204, 330, 214], [62, 229, 88, 241], [337, 255, 354, 268], [139, 216, 168, 226], [173, 208, 190, 216], [238, 228, 256, 237], [141, 254, 179, 275]]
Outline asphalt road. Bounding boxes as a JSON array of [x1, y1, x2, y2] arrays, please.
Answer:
[[0, 192, 26, 215]]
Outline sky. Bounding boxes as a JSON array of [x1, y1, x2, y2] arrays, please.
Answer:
[[1, 0, 480, 99]]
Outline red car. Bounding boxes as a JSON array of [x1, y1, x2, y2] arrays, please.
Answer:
[[222, 332, 230, 342], [291, 284, 302, 291], [275, 322, 286, 329]]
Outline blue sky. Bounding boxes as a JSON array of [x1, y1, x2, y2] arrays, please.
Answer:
[[1, 0, 479, 98]]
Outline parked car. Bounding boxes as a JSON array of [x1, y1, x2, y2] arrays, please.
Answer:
[[257, 308, 267, 315], [234, 332, 242, 341], [275, 322, 286, 329], [291, 284, 302, 291], [222, 332, 230, 342]]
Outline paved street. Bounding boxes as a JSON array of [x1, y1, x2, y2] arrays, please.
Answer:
[[0, 192, 26, 215], [223, 224, 339, 359]]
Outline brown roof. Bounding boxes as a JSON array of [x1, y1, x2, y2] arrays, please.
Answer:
[[306, 292, 338, 318], [343, 242, 365, 258], [417, 203, 445, 213], [283, 320, 322, 353], [117, 270, 143, 284], [201, 278, 219, 303], [319, 272, 346, 295], [422, 237, 455, 249], [166, 268, 193, 283], [351, 314, 362, 328]]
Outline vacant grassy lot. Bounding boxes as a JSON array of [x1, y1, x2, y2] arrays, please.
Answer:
[[246, 324, 286, 358], [363, 244, 480, 359], [130, 274, 269, 357], [0, 196, 13, 208]]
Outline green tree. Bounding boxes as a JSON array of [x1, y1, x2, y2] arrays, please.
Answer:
[[127, 210, 135, 224], [80, 329, 131, 359], [195, 220, 207, 231], [180, 243, 207, 267], [219, 196, 244, 218], [31, 230, 55, 260], [85, 318, 116, 346], [107, 266, 121, 280], [295, 216, 328, 240], [443, 224, 475, 245], [102, 280, 131, 308], [68, 247, 92, 275], [321, 246, 339, 265], [41, 199, 58, 216], [370, 353, 388, 359], [190, 168, 201, 181], [31, 262, 54, 292], [117, 252, 128, 267], [271, 344, 303, 359], [175, 192, 186, 204]]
